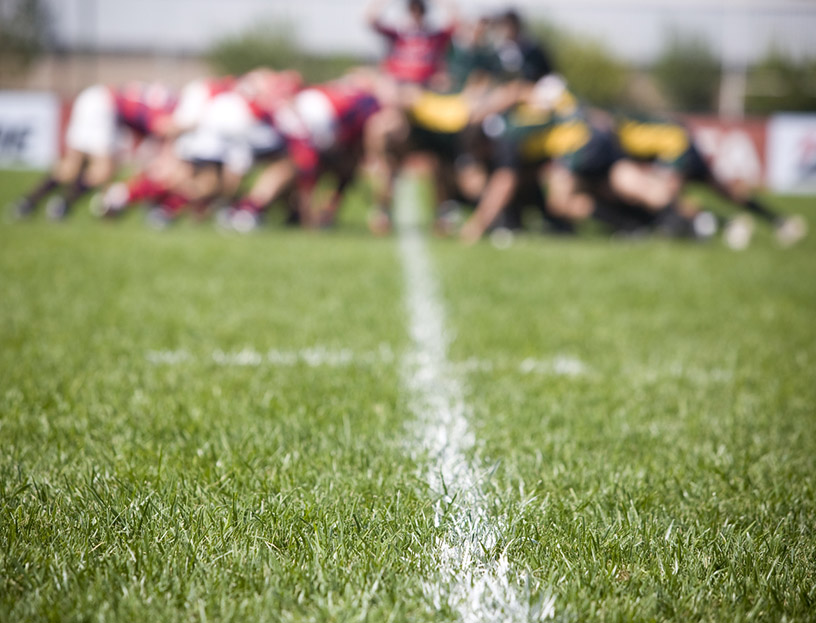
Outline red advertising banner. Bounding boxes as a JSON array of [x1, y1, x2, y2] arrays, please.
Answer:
[[684, 116, 768, 187]]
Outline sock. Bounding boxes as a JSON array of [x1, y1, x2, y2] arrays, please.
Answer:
[[524, 181, 575, 234], [542, 212, 576, 235], [743, 198, 782, 225], [25, 176, 60, 206], [654, 203, 695, 238], [324, 190, 343, 217], [236, 197, 264, 214], [159, 192, 189, 215], [284, 194, 301, 226], [592, 200, 648, 232], [63, 179, 91, 209], [127, 174, 166, 203]]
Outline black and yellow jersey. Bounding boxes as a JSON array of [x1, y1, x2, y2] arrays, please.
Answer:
[[520, 121, 592, 162], [490, 88, 620, 175], [504, 88, 580, 134], [616, 116, 692, 164], [500, 89, 593, 162], [408, 91, 472, 135], [615, 114, 711, 178]]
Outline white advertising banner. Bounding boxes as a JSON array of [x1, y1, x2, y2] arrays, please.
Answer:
[[767, 114, 816, 195], [0, 91, 60, 169]]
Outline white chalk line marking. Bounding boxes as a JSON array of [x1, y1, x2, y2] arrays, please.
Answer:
[[394, 177, 555, 622], [146, 347, 595, 377], [146, 349, 736, 394], [146, 347, 734, 386], [146, 346, 386, 367]]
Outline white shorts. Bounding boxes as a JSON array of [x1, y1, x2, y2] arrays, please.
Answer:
[[65, 85, 118, 157], [200, 92, 254, 137], [174, 130, 226, 164], [175, 92, 284, 175], [246, 121, 285, 157]]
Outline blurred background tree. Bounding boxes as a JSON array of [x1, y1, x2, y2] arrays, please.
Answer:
[[533, 21, 631, 109], [746, 49, 816, 114], [652, 31, 720, 112], [206, 19, 816, 116], [206, 24, 361, 83], [0, 0, 52, 79]]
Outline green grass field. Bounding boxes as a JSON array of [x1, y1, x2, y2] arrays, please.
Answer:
[[1, 169, 815, 622]]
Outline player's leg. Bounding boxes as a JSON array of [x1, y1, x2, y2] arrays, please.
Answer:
[[497, 169, 527, 232], [50, 85, 119, 219], [542, 127, 658, 233], [453, 124, 491, 203], [460, 166, 520, 244], [240, 158, 296, 214], [219, 157, 296, 232], [455, 159, 488, 203], [435, 127, 493, 236], [14, 86, 108, 218], [427, 150, 456, 216], [217, 166, 245, 211], [516, 165, 575, 235], [98, 141, 186, 218], [81, 154, 115, 190], [147, 106, 254, 227], [126, 157, 199, 229], [363, 106, 409, 235], [702, 169, 807, 247], [220, 121, 291, 226], [608, 159, 679, 212], [607, 159, 705, 237], [13, 147, 85, 218], [315, 142, 365, 228], [543, 163, 594, 222], [45, 152, 114, 220]]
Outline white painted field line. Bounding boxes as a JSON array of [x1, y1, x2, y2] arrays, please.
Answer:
[[146, 347, 589, 381], [145, 345, 397, 368], [394, 177, 554, 622]]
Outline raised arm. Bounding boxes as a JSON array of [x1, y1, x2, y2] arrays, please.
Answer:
[[366, 0, 391, 29], [436, 0, 459, 30], [469, 80, 530, 124]]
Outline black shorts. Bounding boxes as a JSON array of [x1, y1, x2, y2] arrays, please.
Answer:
[[671, 143, 711, 181], [409, 125, 460, 160], [560, 129, 622, 178]]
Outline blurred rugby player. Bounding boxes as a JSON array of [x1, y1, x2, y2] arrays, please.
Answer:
[[14, 82, 176, 220], [221, 70, 381, 232], [615, 115, 808, 248], [97, 75, 237, 222], [367, 0, 458, 87]]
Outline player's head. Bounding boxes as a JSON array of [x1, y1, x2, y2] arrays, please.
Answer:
[[237, 68, 302, 112], [460, 16, 491, 46], [496, 8, 523, 41], [273, 70, 304, 97], [408, 0, 427, 25], [259, 70, 304, 111], [236, 68, 274, 99], [474, 16, 490, 41]]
